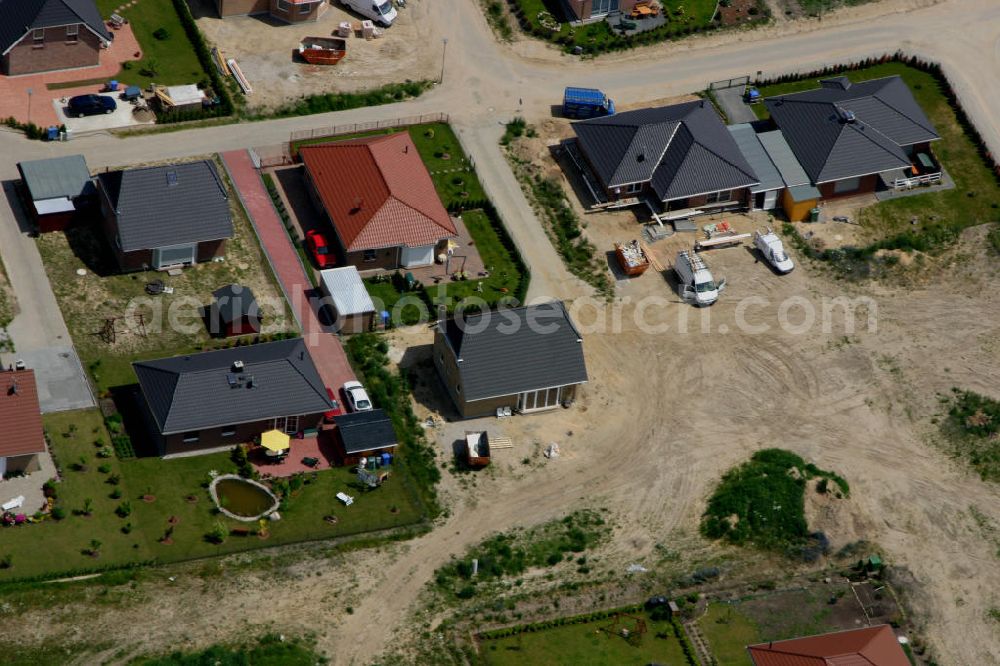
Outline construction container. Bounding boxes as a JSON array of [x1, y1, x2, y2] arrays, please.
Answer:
[[615, 240, 650, 276], [464, 431, 491, 467], [298, 37, 347, 65]]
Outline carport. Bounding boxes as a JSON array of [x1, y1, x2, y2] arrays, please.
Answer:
[[16, 154, 95, 232], [319, 266, 376, 334], [727, 124, 784, 212]]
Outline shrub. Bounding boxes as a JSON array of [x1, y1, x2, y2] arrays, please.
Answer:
[[152, 27, 170, 40], [98, 463, 112, 474], [51, 506, 67, 520], [116, 501, 132, 518]]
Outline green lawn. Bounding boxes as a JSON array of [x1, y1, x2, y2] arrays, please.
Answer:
[[0, 409, 424, 581], [698, 603, 760, 665], [91, 0, 207, 90], [756, 62, 1000, 258], [481, 613, 689, 666], [36, 157, 293, 394]]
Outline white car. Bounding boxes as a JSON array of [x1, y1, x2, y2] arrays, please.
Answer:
[[343, 381, 373, 412]]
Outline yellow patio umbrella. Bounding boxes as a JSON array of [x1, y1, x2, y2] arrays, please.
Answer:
[[260, 429, 290, 452]]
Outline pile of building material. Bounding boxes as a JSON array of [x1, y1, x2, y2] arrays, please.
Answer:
[[227, 58, 252, 95], [153, 84, 207, 111]]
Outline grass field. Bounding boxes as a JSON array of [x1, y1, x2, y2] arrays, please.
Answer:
[[755, 62, 1000, 261], [35, 157, 292, 394], [699, 603, 759, 665], [701, 449, 848, 554], [92, 0, 207, 90], [0, 409, 424, 581], [481, 613, 690, 666]]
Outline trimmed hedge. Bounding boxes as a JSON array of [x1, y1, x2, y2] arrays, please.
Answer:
[[166, 0, 234, 123]]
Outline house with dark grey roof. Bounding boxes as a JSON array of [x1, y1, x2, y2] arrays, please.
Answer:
[[17, 155, 95, 232], [570, 100, 759, 213], [209, 284, 262, 338], [333, 409, 397, 465], [133, 338, 332, 456], [433, 301, 588, 419], [765, 76, 941, 201], [97, 160, 234, 272], [0, 0, 111, 76]]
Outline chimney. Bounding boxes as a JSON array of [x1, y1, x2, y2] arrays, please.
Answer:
[[246, 375, 256, 388], [9, 378, 18, 395], [404, 144, 408, 154], [232, 360, 245, 372], [352, 197, 363, 212]]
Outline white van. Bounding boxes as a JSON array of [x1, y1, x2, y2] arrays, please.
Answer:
[[342, 0, 397, 26], [675, 250, 725, 306]]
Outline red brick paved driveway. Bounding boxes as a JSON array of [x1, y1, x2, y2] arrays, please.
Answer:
[[0, 24, 141, 128], [221, 150, 357, 392]]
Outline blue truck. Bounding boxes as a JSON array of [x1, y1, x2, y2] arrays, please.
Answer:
[[562, 87, 615, 119]]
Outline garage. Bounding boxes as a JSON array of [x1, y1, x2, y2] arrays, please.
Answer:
[[319, 266, 377, 333], [400, 244, 436, 268], [16, 154, 95, 232]]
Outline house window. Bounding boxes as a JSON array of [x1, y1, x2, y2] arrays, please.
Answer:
[[705, 190, 732, 204], [182, 431, 200, 443], [299, 2, 311, 13], [66, 24, 78, 42], [33, 29, 44, 47], [833, 177, 861, 194], [624, 182, 642, 194], [362, 249, 377, 263], [276, 0, 289, 10], [221, 428, 237, 437]]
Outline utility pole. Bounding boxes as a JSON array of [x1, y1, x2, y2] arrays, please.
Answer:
[[439, 38, 448, 84]]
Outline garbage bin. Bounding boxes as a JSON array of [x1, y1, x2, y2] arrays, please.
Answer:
[[809, 207, 820, 223], [108, 80, 119, 91], [46, 126, 59, 141], [62, 128, 73, 141]]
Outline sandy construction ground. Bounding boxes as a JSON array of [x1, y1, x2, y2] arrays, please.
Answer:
[[194, 0, 440, 110]]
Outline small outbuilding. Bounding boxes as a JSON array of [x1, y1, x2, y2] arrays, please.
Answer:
[[319, 266, 376, 333], [17, 155, 95, 232], [0, 368, 46, 477], [210, 284, 262, 337], [333, 409, 397, 465]]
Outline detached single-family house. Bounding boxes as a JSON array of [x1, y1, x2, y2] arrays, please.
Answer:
[[563, 0, 641, 22], [133, 338, 333, 457], [765, 76, 941, 201], [300, 132, 458, 271], [570, 100, 760, 213], [747, 625, 909, 666], [333, 409, 397, 465], [97, 160, 234, 272], [433, 301, 588, 419], [17, 154, 95, 232], [214, 0, 328, 23], [209, 284, 262, 338], [0, 369, 46, 477], [0, 0, 111, 76]]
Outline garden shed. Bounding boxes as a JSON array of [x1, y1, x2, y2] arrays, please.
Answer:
[[319, 266, 376, 333]]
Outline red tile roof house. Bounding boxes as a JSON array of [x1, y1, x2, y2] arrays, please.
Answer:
[[748, 625, 911, 666], [0, 369, 47, 478], [299, 133, 458, 272], [0, 0, 112, 76]]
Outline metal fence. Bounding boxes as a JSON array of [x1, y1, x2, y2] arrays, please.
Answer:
[[708, 75, 750, 90], [288, 112, 450, 144]]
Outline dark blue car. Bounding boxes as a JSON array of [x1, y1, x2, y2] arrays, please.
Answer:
[[67, 94, 116, 118]]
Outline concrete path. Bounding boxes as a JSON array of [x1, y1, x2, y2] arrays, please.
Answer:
[[220, 150, 356, 391], [0, 181, 94, 413]]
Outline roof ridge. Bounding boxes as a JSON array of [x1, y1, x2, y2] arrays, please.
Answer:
[[282, 343, 330, 404], [390, 196, 456, 238], [871, 88, 937, 135], [690, 135, 757, 181]]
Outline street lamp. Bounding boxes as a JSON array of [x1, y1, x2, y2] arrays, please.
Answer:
[[26, 87, 33, 125], [439, 38, 448, 84]]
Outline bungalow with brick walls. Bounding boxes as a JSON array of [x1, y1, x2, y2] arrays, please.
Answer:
[[569, 100, 760, 215], [765, 76, 941, 206], [96, 160, 233, 272], [0, 0, 112, 76], [299, 132, 458, 272], [214, 0, 329, 23], [0, 369, 46, 478], [133, 338, 333, 457]]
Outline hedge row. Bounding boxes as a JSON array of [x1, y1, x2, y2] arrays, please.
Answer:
[[166, 0, 234, 123], [478, 603, 647, 640], [672, 618, 701, 666]]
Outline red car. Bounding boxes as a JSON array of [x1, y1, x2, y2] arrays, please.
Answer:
[[324, 387, 344, 422], [306, 229, 334, 268]]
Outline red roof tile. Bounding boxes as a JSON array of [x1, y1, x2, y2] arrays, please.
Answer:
[[299, 133, 457, 252], [748, 626, 910, 666], [0, 370, 45, 458]]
